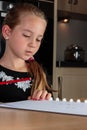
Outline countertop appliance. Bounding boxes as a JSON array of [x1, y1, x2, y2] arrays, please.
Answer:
[[64, 43, 85, 62]]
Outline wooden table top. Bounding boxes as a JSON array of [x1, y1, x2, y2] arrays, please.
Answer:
[[0, 107, 87, 130]]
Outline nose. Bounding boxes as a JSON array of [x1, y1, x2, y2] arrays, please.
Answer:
[[28, 39, 37, 48]]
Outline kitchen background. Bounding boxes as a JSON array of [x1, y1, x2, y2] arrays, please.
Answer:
[[57, 19, 87, 62], [53, 0, 87, 99]]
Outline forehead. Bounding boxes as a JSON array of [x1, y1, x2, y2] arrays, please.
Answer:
[[11, 13, 47, 37], [19, 14, 47, 31], [19, 12, 46, 23]]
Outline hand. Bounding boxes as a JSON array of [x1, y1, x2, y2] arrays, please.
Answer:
[[28, 89, 52, 100]]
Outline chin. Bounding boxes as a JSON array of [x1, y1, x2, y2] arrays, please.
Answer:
[[24, 56, 31, 61]]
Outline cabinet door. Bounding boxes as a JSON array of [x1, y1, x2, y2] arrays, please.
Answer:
[[58, 0, 87, 15], [61, 75, 87, 99], [58, 0, 72, 12], [72, 0, 87, 15], [56, 68, 87, 100]]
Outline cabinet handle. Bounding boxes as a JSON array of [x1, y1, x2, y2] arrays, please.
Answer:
[[58, 76, 63, 100], [68, 0, 72, 4], [73, 0, 78, 5]]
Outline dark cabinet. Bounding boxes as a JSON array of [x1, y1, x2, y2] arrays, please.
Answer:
[[58, 0, 87, 15], [58, 0, 87, 21]]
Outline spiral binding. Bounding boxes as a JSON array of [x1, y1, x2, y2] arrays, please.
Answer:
[[49, 97, 87, 103]]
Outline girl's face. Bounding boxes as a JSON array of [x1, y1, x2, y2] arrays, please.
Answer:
[[2, 14, 47, 60]]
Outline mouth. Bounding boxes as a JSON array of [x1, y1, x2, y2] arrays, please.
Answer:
[[26, 50, 32, 53], [25, 50, 33, 56]]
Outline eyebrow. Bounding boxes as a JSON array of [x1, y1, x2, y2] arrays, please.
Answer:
[[23, 29, 32, 33]]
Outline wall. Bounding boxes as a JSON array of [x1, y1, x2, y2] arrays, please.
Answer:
[[57, 19, 87, 62]]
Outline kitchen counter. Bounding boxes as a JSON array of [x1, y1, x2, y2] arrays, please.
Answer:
[[56, 61, 87, 67]]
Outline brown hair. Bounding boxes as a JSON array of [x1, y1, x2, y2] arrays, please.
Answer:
[[3, 2, 54, 95], [3, 2, 47, 29]]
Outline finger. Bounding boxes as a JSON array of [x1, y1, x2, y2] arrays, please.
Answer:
[[45, 93, 52, 100], [40, 90, 48, 100], [32, 89, 42, 100], [27, 96, 31, 100]]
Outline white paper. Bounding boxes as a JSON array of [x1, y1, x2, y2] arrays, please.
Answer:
[[0, 100, 87, 116]]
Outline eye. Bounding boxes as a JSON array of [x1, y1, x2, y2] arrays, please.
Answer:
[[36, 38, 43, 43], [23, 34, 31, 38], [36, 39, 41, 42]]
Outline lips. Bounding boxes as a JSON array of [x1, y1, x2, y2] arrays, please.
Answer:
[[25, 51, 33, 56], [26, 50, 32, 53]]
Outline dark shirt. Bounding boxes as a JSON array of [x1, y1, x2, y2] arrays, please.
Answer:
[[0, 65, 33, 102]]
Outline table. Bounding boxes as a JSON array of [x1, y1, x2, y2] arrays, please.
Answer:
[[0, 107, 87, 130]]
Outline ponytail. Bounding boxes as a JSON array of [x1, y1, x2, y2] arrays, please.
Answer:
[[27, 58, 53, 96]]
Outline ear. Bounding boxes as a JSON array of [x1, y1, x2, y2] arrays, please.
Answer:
[[2, 25, 11, 40]]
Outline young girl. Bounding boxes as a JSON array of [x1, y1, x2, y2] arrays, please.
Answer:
[[0, 2, 54, 102]]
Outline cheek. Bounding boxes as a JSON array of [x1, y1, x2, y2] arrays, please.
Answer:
[[32, 45, 40, 55], [10, 36, 26, 49], [8, 39, 24, 53], [38, 45, 41, 50], [36, 43, 41, 50]]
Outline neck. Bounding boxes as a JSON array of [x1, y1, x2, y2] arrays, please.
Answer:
[[0, 55, 28, 72]]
